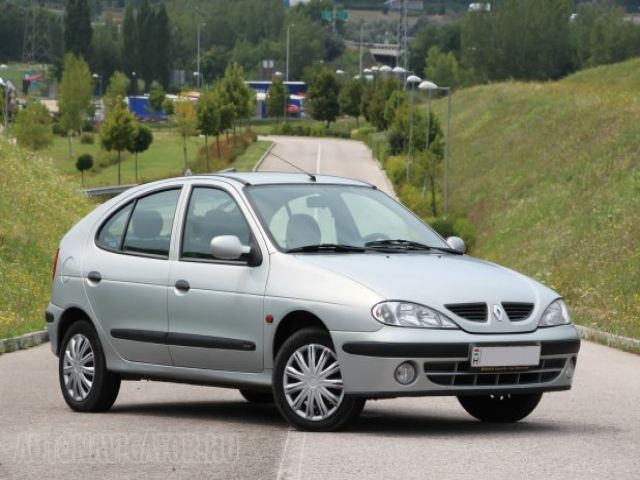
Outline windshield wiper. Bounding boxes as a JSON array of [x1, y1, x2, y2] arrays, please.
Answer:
[[285, 243, 367, 253], [365, 239, 463, 255]]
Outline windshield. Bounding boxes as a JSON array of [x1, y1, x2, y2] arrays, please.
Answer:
[[245, 184, 449, 252]]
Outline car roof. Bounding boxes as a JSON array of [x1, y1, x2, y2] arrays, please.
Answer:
[[150, 172, 374, 188]]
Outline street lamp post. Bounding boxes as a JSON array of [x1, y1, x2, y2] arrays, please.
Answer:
[[92, 73, 102, 98], [406, 74, 422, 180], [392, 65, 405, 108], [197, 22, 206, 89], [417, 80, 452, 216], [286, 24, 294, 82]]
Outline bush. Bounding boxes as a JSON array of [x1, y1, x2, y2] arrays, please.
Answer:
[[80, 132, 95, 144], [429, 215, 476, 250], [52, 122, 67, 136]]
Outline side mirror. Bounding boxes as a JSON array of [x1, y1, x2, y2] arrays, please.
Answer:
[[446, 236, 466, 253], [210, 235, 251, 260]]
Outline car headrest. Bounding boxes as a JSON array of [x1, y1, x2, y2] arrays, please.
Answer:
[[132, 210, 163, 239], [286, 213, 321, 250]]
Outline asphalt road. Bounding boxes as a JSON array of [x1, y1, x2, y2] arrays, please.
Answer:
[[257, 135, 396, 197], [1, 137, 638, 478], [0, 340, 639, 479]]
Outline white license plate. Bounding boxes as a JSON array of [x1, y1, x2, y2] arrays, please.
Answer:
[[470, 345, 541, 368]]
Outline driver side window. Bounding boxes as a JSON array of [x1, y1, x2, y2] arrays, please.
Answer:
[[181, 187, 251, 261]]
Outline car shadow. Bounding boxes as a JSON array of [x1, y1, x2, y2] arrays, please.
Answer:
[[111, 400, 288, 428], [110, 400, 617, 437]]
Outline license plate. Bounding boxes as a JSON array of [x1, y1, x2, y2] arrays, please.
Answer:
[[470, 345, 541, 369]]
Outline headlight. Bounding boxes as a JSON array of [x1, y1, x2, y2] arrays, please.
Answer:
[[538, 299, 571, 327], [372, 301, 459, 329]]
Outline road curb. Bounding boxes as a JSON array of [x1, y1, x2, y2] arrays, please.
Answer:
[[0, 330, 49, 355], [253, 138, 275, 172], [575, 325, 640, 353]]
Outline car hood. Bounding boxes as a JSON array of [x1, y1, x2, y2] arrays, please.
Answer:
[[295, 252, 559, 334]]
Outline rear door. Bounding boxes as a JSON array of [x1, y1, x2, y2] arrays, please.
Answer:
[[84, 186, 184, 365], [167, 183, 268, 373]]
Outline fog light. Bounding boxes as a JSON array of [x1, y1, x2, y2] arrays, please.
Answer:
[[565, 358, 576, 378], [394, 362, 417, 385]]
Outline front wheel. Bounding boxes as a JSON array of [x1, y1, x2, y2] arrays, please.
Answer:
[[457, 393, 543, 423], [273, 329, 365, 431], [59, 320, 121, 412]]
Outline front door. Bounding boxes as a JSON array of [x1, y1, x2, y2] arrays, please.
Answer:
[[167, 185, 268, 373]]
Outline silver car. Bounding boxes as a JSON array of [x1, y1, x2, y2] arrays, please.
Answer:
[[46, 173, 580, 431]]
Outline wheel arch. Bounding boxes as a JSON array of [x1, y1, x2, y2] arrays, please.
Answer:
[[57, 306, 95, 354], [272, 310, 329, 360]]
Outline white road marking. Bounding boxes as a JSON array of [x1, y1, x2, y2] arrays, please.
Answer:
[[316, 142, 322, 174], [275, 429, 307, 480]]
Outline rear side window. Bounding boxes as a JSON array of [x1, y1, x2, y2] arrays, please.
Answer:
[[96, 203, 133, 251], [122, 189, 181, 257]]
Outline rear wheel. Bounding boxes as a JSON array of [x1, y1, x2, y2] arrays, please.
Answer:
[[273, 328, 365, 431], [457, 393, 543, 423], [239, 389, 274, 404], [59, 320, 121, 412]]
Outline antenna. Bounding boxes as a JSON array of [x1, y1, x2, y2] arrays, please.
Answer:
[[252, 142, 316, 182]]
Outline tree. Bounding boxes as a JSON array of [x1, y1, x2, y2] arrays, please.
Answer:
[[425, 46, 461, 88], [152, 3, 171, 88], [104, 71, 130, 112], [307, 69, 340, 126], [58, 53, 93, 158], [173, 99, 197, 172], [121, 3, 137, 89], [128, 124, 153, 182], [13, 102, 53, 151], [64, 0, 92, 61], [137, 0, 155, 91], [338, 78, 364, 126], [220, 63, 255, 131], [101, 96, 137, 185], [161, 98, 175, 115], [197, 88, 221, 170], [266, 76, 287, 119], [91, 24, 119, 86], [148, 81, 165, 119], [75, 153, 93, 188]]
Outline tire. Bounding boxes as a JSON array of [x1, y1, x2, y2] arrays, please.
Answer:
[[457, 393, 543, 423], [273, 328, 365, 432], [59, 320, 121, 412], [240, 388, 274, 404]]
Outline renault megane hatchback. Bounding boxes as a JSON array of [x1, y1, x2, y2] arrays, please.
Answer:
[[46, 172, 580, 431]]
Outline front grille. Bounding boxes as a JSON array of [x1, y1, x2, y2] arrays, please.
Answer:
[[445, 303, 487, 322], [424, 358, 566, 387], [502, 302, 534, 321]]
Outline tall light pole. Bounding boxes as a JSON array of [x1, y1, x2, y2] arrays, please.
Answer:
[[392, 65, 405, 108], [286, 24, 294, 82], [358, 23, 364, 76], [92, 73, 102, 98], [418, 80, 437, 150], [417, 80, 452, 216], [197, 22, 206, 89], [406, 74, 422, 180]]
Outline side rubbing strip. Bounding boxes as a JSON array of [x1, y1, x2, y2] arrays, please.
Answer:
[[110, 329, 256, 351]]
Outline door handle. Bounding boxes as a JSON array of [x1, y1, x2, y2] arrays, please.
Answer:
[[175, 279, 190, 292], [87, 271, 102, 283]]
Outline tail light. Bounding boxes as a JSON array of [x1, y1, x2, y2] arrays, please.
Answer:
[[52, 247, 60, 280]]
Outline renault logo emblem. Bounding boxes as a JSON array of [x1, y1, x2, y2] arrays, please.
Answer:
[[493, 305, 504, 322]]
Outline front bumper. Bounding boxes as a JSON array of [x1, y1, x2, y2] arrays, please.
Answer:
[[332, 324, 580, 397]]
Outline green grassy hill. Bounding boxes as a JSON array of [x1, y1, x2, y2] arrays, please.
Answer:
[[434, 59, 640, 339], [0, 140, 94, 340]]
